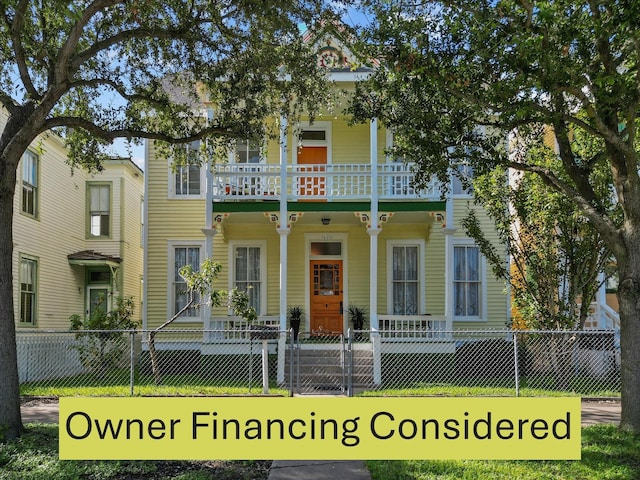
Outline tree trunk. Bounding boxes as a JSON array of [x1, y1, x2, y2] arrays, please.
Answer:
[[617, 243, 640, 433], [0, 157, 22, 441]]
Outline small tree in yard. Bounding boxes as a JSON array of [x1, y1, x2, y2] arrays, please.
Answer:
[[148, 259, 256, 385], [69, 296, 137, 379], [0, 1, 335, 440]]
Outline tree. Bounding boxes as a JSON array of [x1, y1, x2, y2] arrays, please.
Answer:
[[69, 296, 138, 379], [0, 0, 335, 441], [462, 129, 613, 330], [147, 259, 257, 385], [351, 0, 640, 432]]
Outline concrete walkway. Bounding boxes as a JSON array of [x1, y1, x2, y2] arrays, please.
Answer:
[[21, 398, 622, 480]]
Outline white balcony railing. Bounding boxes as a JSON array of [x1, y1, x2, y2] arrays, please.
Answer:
[[212, 163, 442, 201]]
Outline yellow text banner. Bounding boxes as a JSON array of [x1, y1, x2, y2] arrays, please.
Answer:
[[59, 397, 581, 460]]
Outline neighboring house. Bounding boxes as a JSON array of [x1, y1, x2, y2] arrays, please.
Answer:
[[143, 35, 509, 386], [9, 112, 145, 331]]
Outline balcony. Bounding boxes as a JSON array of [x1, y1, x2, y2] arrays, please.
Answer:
[[212, 163, 442, 201]]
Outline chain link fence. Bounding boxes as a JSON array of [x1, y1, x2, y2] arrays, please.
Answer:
[[16, 329, 620, 398]]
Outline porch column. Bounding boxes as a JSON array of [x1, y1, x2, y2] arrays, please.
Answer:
[[277, 115, 288, 385], [369, 117, 379, 331], [202, 158, 215, 333], [370, 118, 382, 385], [442, 183, 456, 330], [278, 114, 288, 331]]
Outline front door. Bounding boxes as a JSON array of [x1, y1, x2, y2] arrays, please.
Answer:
[[310, 260, 343, 334], [298, 146, 327, 200], [87, 285, 109, 317]]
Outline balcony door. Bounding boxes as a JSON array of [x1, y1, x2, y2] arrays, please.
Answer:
[[298, 146, 327, 201], [310, 260, 343, 334]]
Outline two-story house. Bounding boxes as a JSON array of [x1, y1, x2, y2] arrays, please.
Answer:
[[8, 109, 144, 380], [143, 36, 509, 388]]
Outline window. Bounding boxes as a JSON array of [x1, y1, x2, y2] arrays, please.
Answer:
[[173, 246, 201, 317], [88, 184, 110, 237], [452, 162, 474, 196], [19, 256, 37, 325], [234, 139, 262, 164], [391, 245, 420, 315], [21, 151, 38, 217], [454, 245, 481, 317], [233, 246, 262, 314], [175, 164, 201, 195], [173, 141, 202, 196]]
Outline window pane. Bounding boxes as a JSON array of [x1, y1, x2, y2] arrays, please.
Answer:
[[453, 245, 480, 317], [174, 247, 200, 316], [234, 246, 261, 312], [20, 258, 36, 324]]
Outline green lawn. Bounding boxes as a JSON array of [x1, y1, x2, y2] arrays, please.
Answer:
[[366, 425, 640, 480], [1, 424, 637, 479], [0, 424, 270, 479]]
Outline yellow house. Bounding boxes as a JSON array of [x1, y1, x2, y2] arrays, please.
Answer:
[[9, 110, 145, 330], [143, 37, 508, 387]]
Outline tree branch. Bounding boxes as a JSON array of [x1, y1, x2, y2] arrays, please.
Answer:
[[507, 160, 623, 257], [10, 0, 39, 100], [41, 115, 234, 144]]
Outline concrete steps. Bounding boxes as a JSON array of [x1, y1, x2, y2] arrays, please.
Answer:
[[285, 346, 374, 393]]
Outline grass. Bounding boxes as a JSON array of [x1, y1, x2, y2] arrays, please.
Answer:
[[20, 369, 289, 397], [358, 383, 620, 398], [2, 424, 637, 480], [0, 424, 270, 480], [366, 425, 640, 480]]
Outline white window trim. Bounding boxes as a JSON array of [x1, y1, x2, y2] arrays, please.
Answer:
[[228, 240, 267, 316], [167, 158, 206, 199], [386, 239, 425, 315], [167, 240, 205, 323], [450, 238, 487, 322]]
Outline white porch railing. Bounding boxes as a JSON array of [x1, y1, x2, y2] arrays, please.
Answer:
[[211, 163, 442, 201], [204, 316, 280, 342], [585, 302, 620, 330], [378, 315, 451, 339]]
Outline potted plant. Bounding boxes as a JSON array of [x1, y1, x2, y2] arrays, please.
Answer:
[[348, 305, 367, 339], [287, 306, 304, 341]]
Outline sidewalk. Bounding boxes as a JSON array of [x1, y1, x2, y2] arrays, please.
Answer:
[[21, 398, 622, 480]]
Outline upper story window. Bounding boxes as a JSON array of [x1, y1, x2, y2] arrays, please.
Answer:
[[234, 139, 263, 164], [88, 184, 110, 237], [172, 141, 203, 197], [452, 162, 474, 196], [21, 150, 38, 217]]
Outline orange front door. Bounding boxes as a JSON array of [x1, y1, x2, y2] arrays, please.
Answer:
[[310, 260, 343, 334], [298, 146, 326, 200]]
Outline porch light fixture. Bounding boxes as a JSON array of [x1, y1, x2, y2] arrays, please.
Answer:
[[321, 217, 331, 226]]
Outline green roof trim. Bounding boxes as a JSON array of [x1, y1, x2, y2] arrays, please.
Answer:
[[212, 200, 446, 213], [379, 200, 446, 212]]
